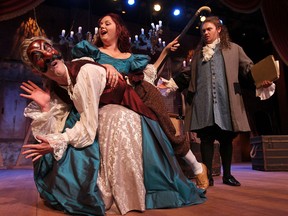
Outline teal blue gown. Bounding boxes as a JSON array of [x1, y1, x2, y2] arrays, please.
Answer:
[[32, 40, 206, 216], [33, 107, 105, 215]]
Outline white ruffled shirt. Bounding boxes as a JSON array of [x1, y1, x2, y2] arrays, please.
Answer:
[[255, 83, 275, 100], [202, 38, 220, 62], [24, 62, 107, 160]]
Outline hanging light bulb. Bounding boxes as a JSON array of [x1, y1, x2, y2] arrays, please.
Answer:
[[200, 15, 206, 22], [153, 4, 161, 12]]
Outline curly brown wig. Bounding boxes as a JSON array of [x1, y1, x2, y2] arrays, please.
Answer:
[[198, 16, 231, 50]]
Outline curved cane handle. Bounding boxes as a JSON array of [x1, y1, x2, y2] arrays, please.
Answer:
[[196, 6, 211, 16], [178, 6, 211, 41]]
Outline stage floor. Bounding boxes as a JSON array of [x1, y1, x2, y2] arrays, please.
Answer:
[[1, 163, 287, 216]]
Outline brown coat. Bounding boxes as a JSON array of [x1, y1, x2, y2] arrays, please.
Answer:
[[184, 42, 253, 132]]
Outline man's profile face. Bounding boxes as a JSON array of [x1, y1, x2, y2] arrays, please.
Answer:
[[27, 39, 61, 73]]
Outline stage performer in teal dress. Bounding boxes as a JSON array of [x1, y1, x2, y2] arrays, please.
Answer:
[[71, 13, 207, 213]]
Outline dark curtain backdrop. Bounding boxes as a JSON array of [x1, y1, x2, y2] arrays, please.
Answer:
[[221, 0, 288, 66], [0, 0, 44, 21]]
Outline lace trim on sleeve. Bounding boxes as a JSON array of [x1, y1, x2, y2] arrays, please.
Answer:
[[256, 83, 275, 100], [157, 77, 179, 96], [164, 77, 178, 90], [143, 64, 157, 85], [44, 133, 68, 161], [24, 97, 68, 120], [24, 97, 70, 139], [24, 101, 46, 120]]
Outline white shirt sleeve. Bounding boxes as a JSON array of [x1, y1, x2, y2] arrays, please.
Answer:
[[143, 64, 157, 85], [24, 93, 71, 161], [157, 77, 179, 96], [62, 64, 106, 149], [256, 83, 276, 100], [25, 64, 107, 161], [24, 94, 71, 137]]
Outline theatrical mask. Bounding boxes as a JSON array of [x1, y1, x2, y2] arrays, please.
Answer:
[[27, 39, 62, 73]]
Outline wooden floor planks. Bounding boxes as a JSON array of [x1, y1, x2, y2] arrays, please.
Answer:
[[1, 163, 288, 216]]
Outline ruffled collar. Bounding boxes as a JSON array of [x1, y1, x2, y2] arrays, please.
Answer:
[[202, 38, 220, 62]]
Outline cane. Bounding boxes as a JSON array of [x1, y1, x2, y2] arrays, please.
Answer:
[[156, 6, 211, 75], [178, 6, 211, 42]]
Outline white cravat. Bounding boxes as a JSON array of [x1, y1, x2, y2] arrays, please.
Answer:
[[202, 38, 220, 62]]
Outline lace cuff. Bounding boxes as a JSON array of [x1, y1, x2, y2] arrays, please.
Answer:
[[256, 83, 275, 100], [157, 77, 179, 96], [24, 101, 47, 120], [143, 64, 157, 85], [24, 98, 70, 136], [44, 133, 68, 161], [164, 78, 178, 90], [24, 97, 68, 119]]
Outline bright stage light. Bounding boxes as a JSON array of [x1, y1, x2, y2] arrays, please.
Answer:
[[173, 9, 181, 16], [153, 4, 161, 12], [127, 0, 135, 6]]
